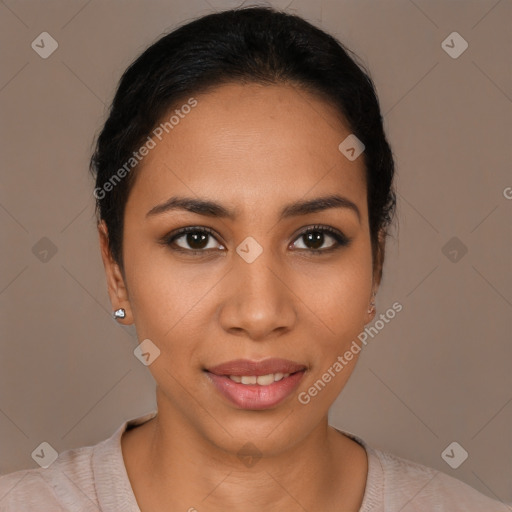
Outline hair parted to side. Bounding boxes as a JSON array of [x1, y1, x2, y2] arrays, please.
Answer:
[[90, 6, 396, 281]]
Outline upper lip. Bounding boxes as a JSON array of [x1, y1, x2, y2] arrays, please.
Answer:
[[206, 358, 307, 377]]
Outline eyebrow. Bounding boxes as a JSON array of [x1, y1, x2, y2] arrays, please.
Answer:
[[146, 194, 361, 223]]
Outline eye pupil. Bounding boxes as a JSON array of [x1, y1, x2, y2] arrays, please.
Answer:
[[188, 232, 208, 249], [304, 231, 324, 250]]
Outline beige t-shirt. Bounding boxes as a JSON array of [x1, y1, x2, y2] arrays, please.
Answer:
[[0, 410, 509, 511]]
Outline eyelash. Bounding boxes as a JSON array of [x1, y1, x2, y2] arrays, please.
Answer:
[[160, 225, 351, 256]]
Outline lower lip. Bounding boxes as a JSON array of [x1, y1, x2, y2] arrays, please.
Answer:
[[206, 371, 305, 410]]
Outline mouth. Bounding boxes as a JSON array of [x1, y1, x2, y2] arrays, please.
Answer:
[[204, 358, 307, 410]]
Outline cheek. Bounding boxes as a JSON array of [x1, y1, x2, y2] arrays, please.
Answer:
[[294, 242, 373, 338], [294, 248, 373, 405], [126, 260, 202, 341], [123, 239, 228, 365]]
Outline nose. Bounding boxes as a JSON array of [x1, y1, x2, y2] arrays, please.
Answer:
[[218, 248, 297, 341]]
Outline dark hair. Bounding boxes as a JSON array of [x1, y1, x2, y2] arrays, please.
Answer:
[[90, 6, 396, 281]]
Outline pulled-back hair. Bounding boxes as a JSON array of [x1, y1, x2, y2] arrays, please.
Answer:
[[90, 6, 396, 279]]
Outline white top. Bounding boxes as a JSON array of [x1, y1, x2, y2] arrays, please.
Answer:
[[0, 410, 509, 511]]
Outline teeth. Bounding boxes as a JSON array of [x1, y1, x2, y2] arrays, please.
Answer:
[[256, 374, 274, 386], [229, 373, 291, 385]]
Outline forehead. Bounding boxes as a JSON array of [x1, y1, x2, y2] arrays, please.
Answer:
[[126, 82, 367, 219]]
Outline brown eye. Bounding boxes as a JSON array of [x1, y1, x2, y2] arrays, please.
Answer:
[[291, 225, 350, 254], [179, 232, 210, 250], [301, 231, 329, 250], [163, 227, 224, 253]]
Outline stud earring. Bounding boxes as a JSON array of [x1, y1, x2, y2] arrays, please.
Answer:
[[112, 308, 126, 320]]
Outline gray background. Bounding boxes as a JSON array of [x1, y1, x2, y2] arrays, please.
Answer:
[[1, 0, 511, 506]]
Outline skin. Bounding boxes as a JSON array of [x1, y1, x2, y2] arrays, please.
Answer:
[[99, 82, 385, 511]]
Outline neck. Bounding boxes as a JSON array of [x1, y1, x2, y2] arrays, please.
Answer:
[[122, 395, 368, 511]]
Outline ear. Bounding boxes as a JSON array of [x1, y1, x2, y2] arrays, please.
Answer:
[[365, 228, 387, 324], [372, 228, 387, 289], [98, 220, 133, 325]]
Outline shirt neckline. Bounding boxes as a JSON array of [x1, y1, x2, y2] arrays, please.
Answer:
[[92, 411, 383, 512]]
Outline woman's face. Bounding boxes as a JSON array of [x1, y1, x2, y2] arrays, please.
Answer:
[[100, 82, 379, 455]]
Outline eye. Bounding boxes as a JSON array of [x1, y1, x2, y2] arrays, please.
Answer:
[[162, 226, 225, 253], [291, 225, 350, 254], [160, 225, 351, 256]]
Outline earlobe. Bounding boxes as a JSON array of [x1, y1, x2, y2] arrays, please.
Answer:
[[97, 220, 133, 325]]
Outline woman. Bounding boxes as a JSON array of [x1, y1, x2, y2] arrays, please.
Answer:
[[0, 6, 508, 511]]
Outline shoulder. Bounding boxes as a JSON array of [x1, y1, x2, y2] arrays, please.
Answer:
[[336, 428, 510, 512], [0, 411, 157, 512], [0, 469, 60, 511], [0, 443, 98, 512], [369, 446, 510, 512]]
